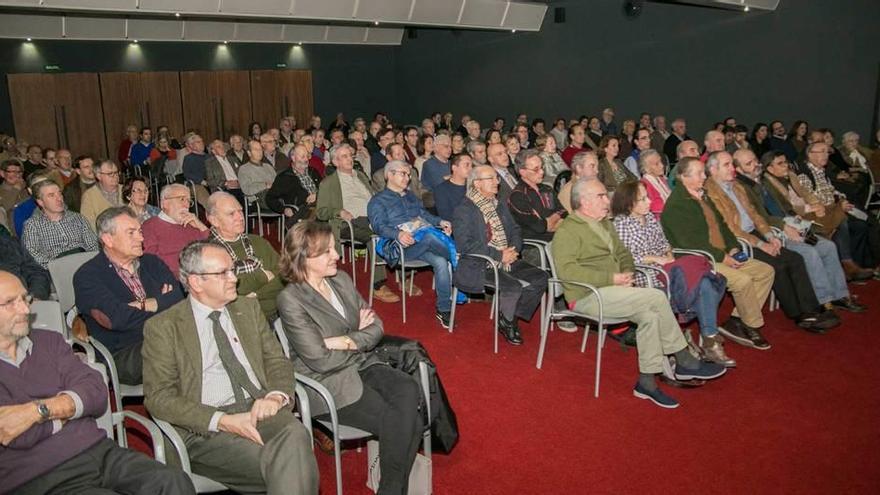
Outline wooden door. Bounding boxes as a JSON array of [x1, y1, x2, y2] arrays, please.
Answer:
[[54, 73, 106, 158], [8, 73, 59, 151], [249, 69, 313, 132], [100, 72, 143, 161], [140, 72, 183, 139]]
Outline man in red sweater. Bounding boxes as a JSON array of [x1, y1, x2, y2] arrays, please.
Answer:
[[142, 183, 209, 276], [561, 124, 588, 166]]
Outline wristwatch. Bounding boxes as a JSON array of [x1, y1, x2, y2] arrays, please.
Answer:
[[35, 401, 50, 422]]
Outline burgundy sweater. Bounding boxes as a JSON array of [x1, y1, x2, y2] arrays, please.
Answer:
[[141, 216, 210, 277], [0, 330, 108, 493]]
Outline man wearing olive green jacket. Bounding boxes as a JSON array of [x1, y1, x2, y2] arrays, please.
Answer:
[[552, 178, 725, 409], [316, 143, 398, 303]]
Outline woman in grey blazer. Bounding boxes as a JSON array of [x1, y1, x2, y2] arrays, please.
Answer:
[[277, 221, 423, 495]]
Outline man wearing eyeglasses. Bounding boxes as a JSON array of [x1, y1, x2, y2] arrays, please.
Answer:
[[74, 207, 183, 386], [368, 160, 456, 328], [80, 160, 123, 231], [0, 270, 195, 495], [143, 241, 319, 494], [142, 183, 210, 277]]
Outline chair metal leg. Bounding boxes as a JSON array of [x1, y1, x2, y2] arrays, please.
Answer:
[[449, 287, 457, 334], [536, 298, 552, 369], [401, 266, 408, 323]]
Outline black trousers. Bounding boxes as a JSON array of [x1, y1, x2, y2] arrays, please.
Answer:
[[752, 245, 820, 319], [848, 215, 880, 268], [341, 216, 387, 286], [112, 341, 143, 386], [16, 437, 194, 495], [319, 365, 423, 495], [492, 259, 549, 322]]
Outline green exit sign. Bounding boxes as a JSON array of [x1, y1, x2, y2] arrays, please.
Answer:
[[275, 63, 287, 68], [44, 65, 61, 71]]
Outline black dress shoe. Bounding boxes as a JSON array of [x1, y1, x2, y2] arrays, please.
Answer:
[[499, 317, 523, 345], [831, 297, 867, 313]]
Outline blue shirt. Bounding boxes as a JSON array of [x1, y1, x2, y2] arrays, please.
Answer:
[[13, 198, 37, 237], [367, 187, 442, 240], [183, 153, 208, 183], [433, 180, 467, 221], [129, 142, 154, 167], [720, 181, 755, 233], [421, 156, 451, 191]]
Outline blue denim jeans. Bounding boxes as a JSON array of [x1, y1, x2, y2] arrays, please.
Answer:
[[404, 234, 452, 312], [693, 276, 725, 337], [786, 237, 849, 304]]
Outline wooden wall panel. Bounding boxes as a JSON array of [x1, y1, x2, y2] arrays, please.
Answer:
[[249, 69, 314, 133], [216, 71, 252, 140], [283, 70, 314, 130], [55, 73, 107, 158], [140, 71, 183, 138], [8, 74, 59, 151], [100, 72, 142, 161], [180, 71, 221, 141]]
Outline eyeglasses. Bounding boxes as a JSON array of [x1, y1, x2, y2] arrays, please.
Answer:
[[195, 269, 236, 278], [522, 167, 543, 174], [392, 170, 411, 177], [99, 170, 120, 177], [0, 293, 33, 309], [474, 176, 499, 182]]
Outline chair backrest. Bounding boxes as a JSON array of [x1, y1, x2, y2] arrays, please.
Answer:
[[87, 361, 114, 438], [30, 300, 67, 338], [544, 241, 559, 279], [273, 318, 291, 358], [47, 251, 99, 314]]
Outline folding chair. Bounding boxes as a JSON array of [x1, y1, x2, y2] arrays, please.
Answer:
[[338, 218, 370, 287], [368, 236, 432, 323]]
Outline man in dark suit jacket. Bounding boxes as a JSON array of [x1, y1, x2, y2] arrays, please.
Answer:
[[452, 165, 548, 345], [74, 207, 183, 385], [143, 241, 318, 494], [266, 144, 320, 227], [487, 143, 518, 205], [260, 133, 291, 174], [663, 118, 690, 164]]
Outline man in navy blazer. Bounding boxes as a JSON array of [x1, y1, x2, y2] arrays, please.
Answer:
[[74, 207, 183, 385]]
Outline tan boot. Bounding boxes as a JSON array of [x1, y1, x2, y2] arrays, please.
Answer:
[[702, 334, 737, 368], [373, 285, 400, 303]]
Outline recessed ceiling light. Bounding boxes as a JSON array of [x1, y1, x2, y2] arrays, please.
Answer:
[[26, 37, 32, 41], [175, 12, 181, 17], [297, 42, 303, 46], [374, 21, 379, 25], [132, 39, 138, 43], [744, 5, 750, 12], [223, 40, 228, 44], [511, 29, 516, 33]]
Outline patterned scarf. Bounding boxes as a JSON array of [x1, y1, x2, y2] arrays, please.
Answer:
[[466, 187, 508, 251], [210, 228, 263, 274]]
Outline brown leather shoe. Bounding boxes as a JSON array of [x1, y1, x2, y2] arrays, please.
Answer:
[[702, 335, 737, 368], [373, 285, 400, 303], [842, 260, 873, 282], [313, 428, 335, 455]]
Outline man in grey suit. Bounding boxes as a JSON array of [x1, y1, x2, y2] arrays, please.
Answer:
[[143, 241, 318, 494], [205, 139, 244, 205]]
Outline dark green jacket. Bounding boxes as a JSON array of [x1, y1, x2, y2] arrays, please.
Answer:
[[551, 213, 634, 302], [660, 184, 738, 261]]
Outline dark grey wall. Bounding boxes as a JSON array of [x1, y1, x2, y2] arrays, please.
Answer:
[[1, 0, 878, 141], [0, 39, 396, 135], [393, 0, 880, 137]]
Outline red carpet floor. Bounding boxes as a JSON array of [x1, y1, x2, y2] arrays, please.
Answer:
[[128, 252, 880, 494]]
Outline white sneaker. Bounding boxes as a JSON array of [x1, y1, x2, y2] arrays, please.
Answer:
[[556, 320, 578, 333]]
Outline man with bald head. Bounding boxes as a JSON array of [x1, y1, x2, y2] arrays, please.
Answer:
[[142, 183, 210, 276], [451, 165, 548, 345], [0, 270, 194, 494], [553, 178, 725, 408]]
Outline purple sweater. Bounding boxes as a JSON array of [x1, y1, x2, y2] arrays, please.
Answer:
[[0, 330, 108, 493]]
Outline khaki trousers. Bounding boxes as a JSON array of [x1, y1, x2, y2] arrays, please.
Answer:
[[714, 259, 775, 328], [574, 286, 687, 374]]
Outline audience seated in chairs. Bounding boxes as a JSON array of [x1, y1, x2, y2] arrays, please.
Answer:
[[552, 178, 726, 409], [597, 135, 638, 194], [703, 151, 840, 333], [421, 133, 453, 191], [638, 149, 671, 217], [62, 155, 96, 214], [661, 157, 776, 350], [487, 142, 518, 204], [80, 159, 123, 231], [124, 177, 160, 224], [143, 241, 318, 494], [622, 127, 652, 178], [433, 153, 473, 222], [267, 144, 320, 228], [74, 207, 183, 385], [0, 271, 195, 495], [797, 142, 880, 277], [536, 133, 568, 189], [368, 160, 455, 328], [206, 191, 285, 320], [452, 165, 549, 345], [238, 139, 277, 209], [276, 221, 424, 495], [558, 150, 599, 213], [205, 138, 244, 205], [315, 143, 400, 303], [142, 183, 210, 277], [22, 179, 99, 268], [611, 181, 733, 367], [733, 149, 865, 313], [0, 223, 51, 300], [226, 134, 249, 166]]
